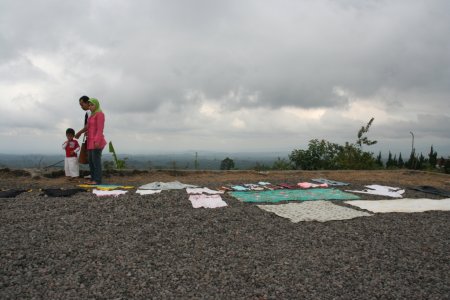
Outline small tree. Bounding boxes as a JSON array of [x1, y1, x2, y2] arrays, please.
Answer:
[[398, 153, 404, 168], [220, 157, 235, 170], [376, 151, 383, 167], [428, 145, 438, 168]]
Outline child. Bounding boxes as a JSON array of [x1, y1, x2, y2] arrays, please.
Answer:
[[62, 128, 80, 179]]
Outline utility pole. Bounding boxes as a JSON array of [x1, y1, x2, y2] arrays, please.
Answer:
[[410, 131, 415, 153]]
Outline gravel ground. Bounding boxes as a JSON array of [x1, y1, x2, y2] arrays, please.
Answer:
[[1, 170, 450, 299]]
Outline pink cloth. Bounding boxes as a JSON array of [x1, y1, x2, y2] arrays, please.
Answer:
[[297, 182, 329, 189], [87, 112, 107, 150], [188, 194, 227, 208]]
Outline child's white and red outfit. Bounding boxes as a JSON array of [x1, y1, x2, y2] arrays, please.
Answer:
[[62, 139, 80, 177]]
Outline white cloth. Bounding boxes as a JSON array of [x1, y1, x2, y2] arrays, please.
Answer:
[[136, 189, 162, 195], [257, 201, 372, 223], [345, 198, 450, 213], [64, 157, 79, 177], [186, 187, 224, 195], [346, 184, 405, 198], [139, 181, 198, 190], [188, 194, 227, 208], [93, 189, 128, 197]]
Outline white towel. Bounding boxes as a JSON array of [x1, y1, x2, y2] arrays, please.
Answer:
[[346, 184, 405, 198], [345, 198, 450, 213], [188, 194, 227, 209], [186, 187, 224, 195], [136, 189, 162, 195], [93, 189, 128, 197]]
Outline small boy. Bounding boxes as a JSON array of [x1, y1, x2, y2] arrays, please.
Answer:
[[62, 128, 80, 179]]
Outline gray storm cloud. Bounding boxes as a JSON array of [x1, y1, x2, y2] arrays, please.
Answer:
[[0, 0, 449, 155]]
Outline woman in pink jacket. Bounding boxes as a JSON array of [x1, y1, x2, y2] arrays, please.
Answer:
[[86, 98, 107, 184]]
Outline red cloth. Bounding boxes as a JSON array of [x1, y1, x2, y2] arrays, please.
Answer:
[[87, 112, 107, 150], [64, 140, 80, 157]]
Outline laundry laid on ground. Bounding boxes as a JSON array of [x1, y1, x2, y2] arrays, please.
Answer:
[[78, 184, 134, 190], [346, 185, 405, 198], [188, 194, 227, 208], [230, 188, 360, 203], [311, 178, 350, 186], [258, 201, 372, 223], [136, 189, 162, 195], [297, 182, 329, 189], [410, 185, 450, 197], [186, 187, 224, 195], [139, 181, 197, 190], [0, 189, 28, 198], [42, 188, 86, 197], [231, 185, 248, 191], [345, 198, 450, 213], [93, 189, 128, 197]]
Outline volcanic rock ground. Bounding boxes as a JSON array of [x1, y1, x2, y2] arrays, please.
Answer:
[[1, 169, 449, 299]]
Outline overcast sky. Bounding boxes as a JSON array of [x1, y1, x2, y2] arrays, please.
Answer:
[[1, 0, 449, 158]]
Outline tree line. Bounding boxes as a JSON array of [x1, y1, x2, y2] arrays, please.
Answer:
[[220, 118, 450, 174]]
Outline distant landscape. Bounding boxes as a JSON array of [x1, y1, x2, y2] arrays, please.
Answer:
[[0, 152, 288, 170]]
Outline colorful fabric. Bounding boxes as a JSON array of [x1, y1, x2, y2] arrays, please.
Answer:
[[230, 188, 360, 203], [188, 194, 227, 208], [231, 185, 248, 191], [345, 198, 450, 213], [258, 201, 372, 222], [78, 184, 134, 190], [297, 182, 328, 189]]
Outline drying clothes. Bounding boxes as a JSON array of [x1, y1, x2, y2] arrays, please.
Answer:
[[230, 188, 360, 203], [188, 194, 227, 208], [136, 189, 162, 195], [311, 178, 349, 186], [411, 186, 450, 197], [258, 181, 271, 186], [243, 184, 264, 191], [278, 183, 298, 189], [93, 189, 128, 197], [231, 185, 248, 191], [42, 188, 86, 197], [345, 198, 450, 213], [0, 189, 27, 198], [258, 201, 372, 223], [346, 185, 405, 198], [78, 184, 134, 190], [186, 187, 224, 195], [297, 182, 329, 189], [139, 181, 197, 190]]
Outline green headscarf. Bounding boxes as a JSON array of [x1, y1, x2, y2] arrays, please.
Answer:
[[88, 98, 102, 115]]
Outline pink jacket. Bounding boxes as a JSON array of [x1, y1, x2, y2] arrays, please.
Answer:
[[87, 112, 107, 150]]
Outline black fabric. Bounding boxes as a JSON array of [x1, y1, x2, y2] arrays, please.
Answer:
[[0, 189, 27, 198], [84, 112, 88, 126], [42, 188, 86, 197], [411, 185, 450, 197]]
